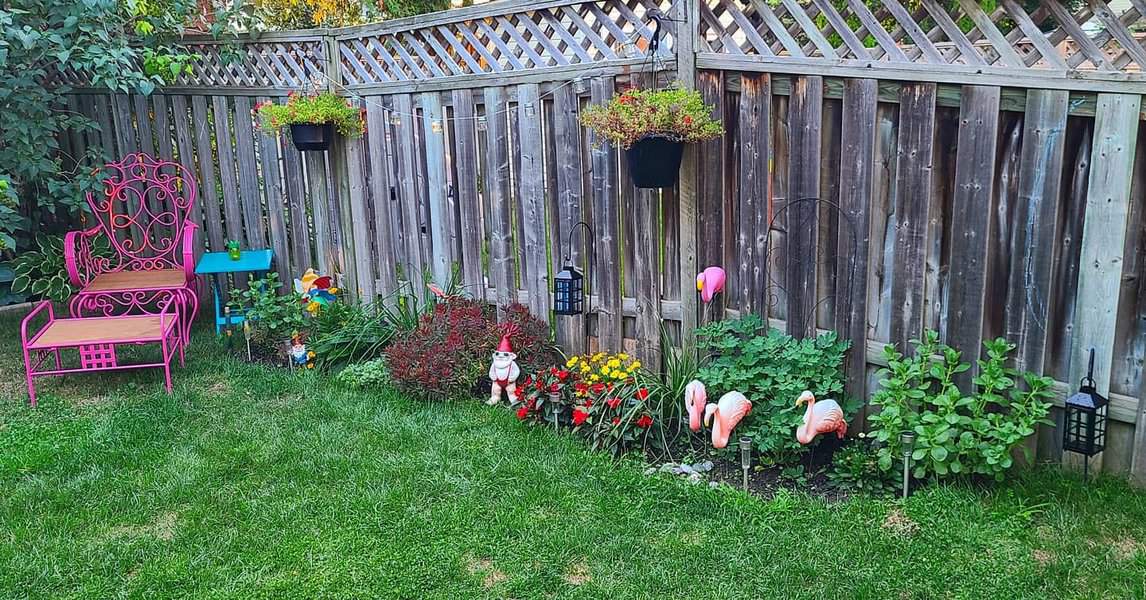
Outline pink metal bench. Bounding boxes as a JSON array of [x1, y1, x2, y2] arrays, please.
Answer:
[[65, 153, 200, 346], [20, 298, 184, 406]]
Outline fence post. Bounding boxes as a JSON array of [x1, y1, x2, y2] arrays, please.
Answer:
[[676, 0, 699, 345]]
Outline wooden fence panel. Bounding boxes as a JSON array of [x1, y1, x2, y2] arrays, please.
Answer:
[[450, 89, 485, 297], [552, 83, 587, 354], [697, 70, 725, 324], [394, 93, 426, 291], [946, 85, 1001, 388], [737, 73, 770, 318], [785, 76, 822, 340], [837, 78, 877, 424], [483, 86, 516, 315], [889, 82, 937, 352], [365, 98, 400, 299], [590, 76, 622, 349], [421, 92, 452, 288], [516, 83, 551, 322], [232, 96, 268, 250]]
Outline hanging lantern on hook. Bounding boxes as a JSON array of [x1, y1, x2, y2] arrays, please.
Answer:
[[553, 222, 593, 318]]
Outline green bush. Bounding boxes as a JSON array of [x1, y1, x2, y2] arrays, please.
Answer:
[[827, 440, 898, 497], [696, 315, 856, 464], [867, 331, 1054, 481], [7, 234, 110, 302], [337, 358, 390, 389], [308, 301, 395, 369], [228, 273, 308, 347]]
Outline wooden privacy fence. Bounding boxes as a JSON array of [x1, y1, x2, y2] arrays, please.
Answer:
[[59, 0, 1146, 476]]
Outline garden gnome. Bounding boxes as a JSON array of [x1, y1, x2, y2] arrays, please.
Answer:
[[488, 332, 521, 406]]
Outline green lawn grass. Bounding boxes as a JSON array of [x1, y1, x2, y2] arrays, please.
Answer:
[[2, 321, 1145, 599]]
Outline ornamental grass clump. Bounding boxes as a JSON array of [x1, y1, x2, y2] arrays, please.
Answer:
[[255, 91, 365, 137], [580, 85, 724, 149]]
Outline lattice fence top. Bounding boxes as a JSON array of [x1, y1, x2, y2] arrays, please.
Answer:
[[175, 38, 328, 88], [701, 0, 1146, 76], [335, 0, 674, 87]]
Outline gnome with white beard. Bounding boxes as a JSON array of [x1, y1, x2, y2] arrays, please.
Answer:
[[487, 330, 521, 406]]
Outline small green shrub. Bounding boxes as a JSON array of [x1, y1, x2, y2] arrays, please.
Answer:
[[337, 358, 390, 389], [228, 273, 308, 346], [696, 314, 856, 464], [308, 301, 394, 369], [827, 440, 898, 497], [867, 331, 1054, 481]]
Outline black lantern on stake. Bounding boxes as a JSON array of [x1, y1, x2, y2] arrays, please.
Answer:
[[1063, 348, 1108, 479], [553, 222, 593, 317]]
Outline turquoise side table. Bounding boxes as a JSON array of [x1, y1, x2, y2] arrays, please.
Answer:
[[194, 249, 274, 334]]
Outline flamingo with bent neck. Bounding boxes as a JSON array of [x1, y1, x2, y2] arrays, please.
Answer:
[[684, 380, 707, 432], [704, 391, 752, 449], [795, 390, 847, 444]]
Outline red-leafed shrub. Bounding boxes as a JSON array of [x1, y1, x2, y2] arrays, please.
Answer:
[[385, 299, 556, 399]]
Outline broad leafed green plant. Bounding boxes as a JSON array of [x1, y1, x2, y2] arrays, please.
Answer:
[[7, 234, 111, 302], [696, 314, 856, 465], [867, 331, 1054, 481]]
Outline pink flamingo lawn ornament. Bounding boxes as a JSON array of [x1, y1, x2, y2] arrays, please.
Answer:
[[696, 266, 726, 303], [704, 391, 753, 449], [795, 390, 848, 444], [684, 380, 707, 432]]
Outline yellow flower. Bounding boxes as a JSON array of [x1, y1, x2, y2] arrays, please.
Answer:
[[566, 356, 579, 368], [588, 374, 599, 382], [618, 353, 629, 360], [601, 367, 611, 378], [307, 351, 316, 359], [630, 360, 641, 370], [607, 359, 621, 369]]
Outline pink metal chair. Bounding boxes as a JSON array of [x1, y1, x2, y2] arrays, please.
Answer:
[[64, 153, 199, 343]]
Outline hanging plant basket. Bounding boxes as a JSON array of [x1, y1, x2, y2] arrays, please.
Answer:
[[625, 135, 684, 189], [289, 123, 335, 151]]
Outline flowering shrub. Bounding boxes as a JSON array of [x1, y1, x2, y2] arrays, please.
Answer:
[[580, 85, 724, 149], [384, 299, 555, 399], [515, 352, 656, 455], [256, 92, 365, 138]]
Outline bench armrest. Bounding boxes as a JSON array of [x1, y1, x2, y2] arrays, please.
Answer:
[[64, 226, 110, 288], [181, 221, 198, 281], [20, 301, 54, 348]]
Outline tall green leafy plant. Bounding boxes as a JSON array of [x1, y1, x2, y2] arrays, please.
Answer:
[[7, 234, 111, 301], [696, 314, 855, 464], [867, 331, 1054, 481]]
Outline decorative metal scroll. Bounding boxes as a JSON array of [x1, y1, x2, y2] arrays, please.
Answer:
[[760, 197, 860, 337]]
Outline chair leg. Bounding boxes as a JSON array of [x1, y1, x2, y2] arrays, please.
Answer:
[[23, 348, 37, 407]]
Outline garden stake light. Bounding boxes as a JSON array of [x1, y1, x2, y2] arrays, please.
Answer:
[[739, 436, 752, 491], [1063, 348, 1108, 480], [900, 431, 916, 500]]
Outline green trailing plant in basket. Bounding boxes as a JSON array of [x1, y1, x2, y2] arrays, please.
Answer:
[[255, 91, 365, 138], [580, 85, 724, 149]]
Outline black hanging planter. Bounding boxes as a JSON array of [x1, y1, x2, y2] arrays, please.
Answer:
[[290, 123, 335, 151], [625, 135, 684, 189]]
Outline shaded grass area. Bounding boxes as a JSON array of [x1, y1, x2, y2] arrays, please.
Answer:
[[2, 321, 1145, 599]]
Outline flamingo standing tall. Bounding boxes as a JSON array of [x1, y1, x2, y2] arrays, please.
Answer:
[[795, 390, 847, 444], [704, 391, 753, 449], [684, 380, 708, 432]]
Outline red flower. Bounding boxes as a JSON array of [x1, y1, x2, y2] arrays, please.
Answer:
[[516, 406, 529, 420], [590, 383, 606, 394], [606, 397, 622, 410], [584, 399, 593, 408], [526, 398, 537, 410], [636, 388, 650, 401], [683, 115, 693, 126], [572, 408, 589, 426], [549, 383, 560, 393], [612, 417, 621, 426], [550, 367, 558, 375], [557, 369, 570, 381], [574, 382, 588, 394], [636, 415, 653, 428], [522, 375, 533, 387]]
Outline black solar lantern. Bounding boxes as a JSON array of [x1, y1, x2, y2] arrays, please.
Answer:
[[1063, 348, 1108, 477], [553, 221, 593, 318], [554, 264, 584, 316]]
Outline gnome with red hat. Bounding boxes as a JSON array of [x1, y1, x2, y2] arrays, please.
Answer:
[[487, 328, 521, 406]]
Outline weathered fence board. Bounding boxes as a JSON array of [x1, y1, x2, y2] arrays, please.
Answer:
[[365, 99, 399, 299], [785, 76, 823, 340], [450, 89, 485, 298], [516, 84, 551, 322], [590, 76, 622, 349], [483, 86, 516, 315], [889, 82, 937, 352], [946, 85, 1001, 388], [1066, 93, 1141, 472], [737, 73, 770, 318], [552, 83, 587, 354], [837, 78, 877, 425]]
